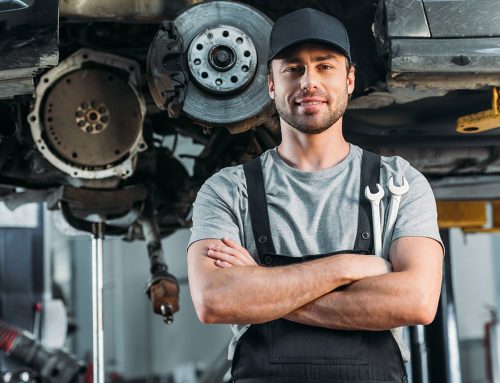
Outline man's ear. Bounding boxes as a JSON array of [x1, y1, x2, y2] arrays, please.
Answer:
[[347, 66, 355, 96], [268, 74, 275, 100]]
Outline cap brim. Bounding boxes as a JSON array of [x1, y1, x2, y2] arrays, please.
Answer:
[[268, 37, 351, 63]]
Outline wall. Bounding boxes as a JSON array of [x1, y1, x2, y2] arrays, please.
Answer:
[[450, 229, 498, 383]]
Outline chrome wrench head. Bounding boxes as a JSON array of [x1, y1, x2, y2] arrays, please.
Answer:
[[364, 183, 385, 203], [365, 183, 384, 256], [383, 176, 410, 258], [387, 176, 409, 196]]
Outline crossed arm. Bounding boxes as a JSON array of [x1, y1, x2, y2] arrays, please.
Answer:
[[187, 236, 443, 330]]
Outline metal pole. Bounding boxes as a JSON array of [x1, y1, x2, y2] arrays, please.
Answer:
[[426, 229, 462, 383], [410, 325, 430, 383], [91, 222, 105, 383]]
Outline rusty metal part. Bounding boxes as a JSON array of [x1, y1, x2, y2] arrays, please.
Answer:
[[390, 38, 500, 74], [49, 184, 147, 236], [148, 1, 274, 131], [28, 49, 147, 179], [46, 184, 147, 214], [148, 278, 180, 323], [0, 0, 58, 98], [457, 88, 500, 134], [59, 0, 202, 21], [140, 199, 179, 323], [350, 74, 500, 107], [147, 21, 187, 118], [43, 69, 142, 167], [75, 100, 110, 135], [177, 1, 273, 127], [187, 24, 257, 95], [389, 73, 500, 91]]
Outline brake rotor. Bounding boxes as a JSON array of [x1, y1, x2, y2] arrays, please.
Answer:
[[187, 24, 258, 95], [152, 1, 273, 126], [42, 69, 142, 167]]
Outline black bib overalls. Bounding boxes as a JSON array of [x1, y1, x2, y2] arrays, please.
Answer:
[[231, 150, 408, 383]]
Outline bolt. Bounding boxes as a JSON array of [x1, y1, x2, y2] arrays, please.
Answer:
[[451, 55, 471, 66], [215, 50, 230, 66]]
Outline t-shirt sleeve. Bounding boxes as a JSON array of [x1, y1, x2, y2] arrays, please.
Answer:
[[187, 170, 243, 252], [390, 165, 444, 253]]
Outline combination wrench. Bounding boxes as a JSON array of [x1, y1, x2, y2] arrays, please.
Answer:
[[382, 176, 410, 258], [365, 184, 385, 257]]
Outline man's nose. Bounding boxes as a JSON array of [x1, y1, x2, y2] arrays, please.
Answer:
[[300, 66, 319, 91]]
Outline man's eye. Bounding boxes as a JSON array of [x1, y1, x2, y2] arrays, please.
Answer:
[[284, 66, 301, 73], [319, 64, 333, 70]]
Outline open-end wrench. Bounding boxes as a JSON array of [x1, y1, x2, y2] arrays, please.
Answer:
[[382, 176, 410, 258], [365, 184, 385, 257]]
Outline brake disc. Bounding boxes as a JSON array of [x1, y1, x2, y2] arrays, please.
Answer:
[[29, 49, 147, 179], [149, 1, 273, 127]]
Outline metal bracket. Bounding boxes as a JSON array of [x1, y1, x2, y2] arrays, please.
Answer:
[[50, 184, 147, 235], [147, 20, 187, 118], [457, 87, 500, 134]]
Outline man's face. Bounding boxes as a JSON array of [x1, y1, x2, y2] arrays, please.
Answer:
[[268, 43, 355, 135]]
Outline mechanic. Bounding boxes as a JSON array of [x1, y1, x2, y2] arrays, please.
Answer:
[[187, 8, 444, 383]]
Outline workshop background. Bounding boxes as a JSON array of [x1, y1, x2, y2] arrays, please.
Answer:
[[0, 136, 498, 383], [2, 1, 500, 382]]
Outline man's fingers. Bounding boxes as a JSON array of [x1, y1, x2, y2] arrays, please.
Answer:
[[219, 238, 257, 265], [222, 238, 252, 256], [209, 243, 254, 265], [214, 259, 233, 268], [207, 249, 245, 266]]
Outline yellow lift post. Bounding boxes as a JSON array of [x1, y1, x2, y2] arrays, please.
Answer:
[[437, 200, 500, 233]]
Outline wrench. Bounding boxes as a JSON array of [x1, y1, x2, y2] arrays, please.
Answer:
[[382, 176, 410, 258], [365, 184, 385, 257]]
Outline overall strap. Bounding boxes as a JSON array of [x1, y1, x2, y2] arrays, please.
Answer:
[[244, 149, 381, 261], [353, 150, 381, 253], [243, 157, 276, 261]]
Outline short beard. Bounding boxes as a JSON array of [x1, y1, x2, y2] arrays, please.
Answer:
[[274, 90, 348, 135]]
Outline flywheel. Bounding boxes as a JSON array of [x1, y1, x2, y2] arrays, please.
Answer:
[[29, 49, 147, 179]]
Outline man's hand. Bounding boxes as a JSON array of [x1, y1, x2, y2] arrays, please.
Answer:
[[208, 238, 258, 268], [285, 237, 443, 330], [189, 237, 397, 324], [209, 239, 393, 280]]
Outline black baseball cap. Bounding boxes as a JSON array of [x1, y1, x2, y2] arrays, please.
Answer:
[[268, 8, 351, 63]]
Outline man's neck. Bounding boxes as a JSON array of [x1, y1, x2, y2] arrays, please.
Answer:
[[277, 120, 350, 172]]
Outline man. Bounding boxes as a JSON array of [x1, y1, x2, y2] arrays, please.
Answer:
[[187, 8, 444, 383]]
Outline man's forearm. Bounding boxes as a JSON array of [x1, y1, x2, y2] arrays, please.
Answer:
[[188, 240, 391, 325], [285, 271, 440, 330], [191, 256, 356, 324]]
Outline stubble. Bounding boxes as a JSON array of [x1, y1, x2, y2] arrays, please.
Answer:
[[274, 88, 349, 135]]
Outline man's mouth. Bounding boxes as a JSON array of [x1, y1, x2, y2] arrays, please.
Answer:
[[297, 101, 324, 106], [294, 99, 327, 112], [295, 98, 327, 107]]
